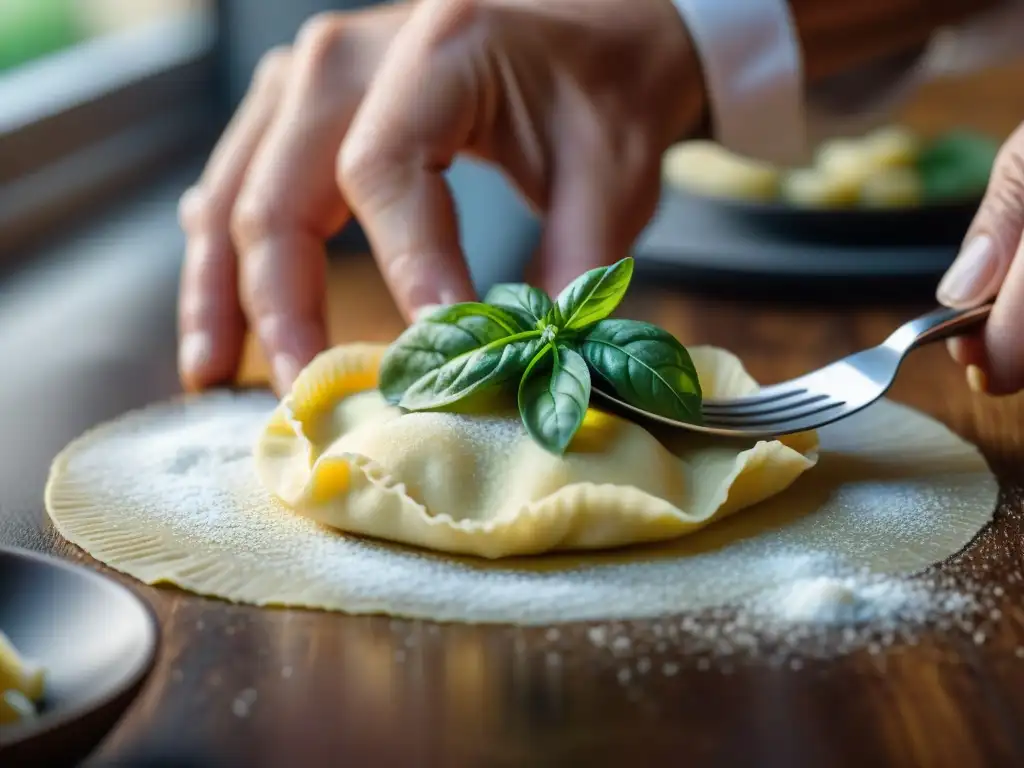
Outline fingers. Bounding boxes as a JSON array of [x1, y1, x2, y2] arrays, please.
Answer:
[[231, 9, 408, 393], [178, 47, 291, 392], [537, 121, 663, 296], [937, 123, 1024, 395], [945, 336, 989, 394], [338, 0, 477, 323], [230, 15, 366, 394], [978, 232, 1024, 394], [937, 125, 1024, 310]]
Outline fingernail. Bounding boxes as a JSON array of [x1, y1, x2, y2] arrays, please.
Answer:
[[272, 353, 301, 393], [937, 235, 997, 306], [179, 332, 213, 376], [966, 364, 989, 394]]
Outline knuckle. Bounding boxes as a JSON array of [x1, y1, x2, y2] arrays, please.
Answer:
[[428, 0, 488, 40], [982, 176, 1024, 238], [994, 149, 1024, 202], [990, 126, 1024, 200], [230, 193, 283, 250], [252, 45, 291, 90], [336, 139, 380, 201], [987, 184, 1024, 230], [975, 135, 1024, 236], [177, 288, 212, 326], [178, 185, 217, 233], [401, 0, 497, 53], [294, 12, 348, 71]]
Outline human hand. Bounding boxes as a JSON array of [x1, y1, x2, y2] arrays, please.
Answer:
[[938, 122, 1024, 395], [177, 0, 705, 395]]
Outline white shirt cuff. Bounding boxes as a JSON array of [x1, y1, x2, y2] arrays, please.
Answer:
[[672, 0, 1024, 163], [670, 0, 808, 166]]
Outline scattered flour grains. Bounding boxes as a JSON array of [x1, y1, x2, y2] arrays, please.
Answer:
[[44, 389, 1001, 663]]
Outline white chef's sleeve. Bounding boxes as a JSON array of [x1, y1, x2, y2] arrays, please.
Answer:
[[670, 0, 1024, 164]]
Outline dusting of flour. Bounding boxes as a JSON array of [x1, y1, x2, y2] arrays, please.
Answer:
[[751, 574, 975, 625], [45, 390, 1002, 665]]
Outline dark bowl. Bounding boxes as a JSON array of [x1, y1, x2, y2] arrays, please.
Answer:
[[0, 546, 159, 767], [678, 190, 981, 248]]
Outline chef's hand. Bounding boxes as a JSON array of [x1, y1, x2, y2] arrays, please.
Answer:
[[177, 0, 704, 395], [939, 122, 1024, 395]]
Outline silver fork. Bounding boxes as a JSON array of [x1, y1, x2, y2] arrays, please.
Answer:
[[591, 303, 993, 439]]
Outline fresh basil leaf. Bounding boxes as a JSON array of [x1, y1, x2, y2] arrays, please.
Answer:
[[581, 318, 702, 423], [399, 331, 544, 411], [484, 283, 553, 330], [378, 303, 523, 403], [917, 130, 999, 203], [517, 343, 591, 455], [552, 257, 634, 331], [439, 301, 524, 335]]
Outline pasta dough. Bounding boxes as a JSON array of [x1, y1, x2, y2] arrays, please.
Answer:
[[44, 384, 997, 625], [0, 630, 44, 725], [253, 345, 819, 559], [44, 357, 998, 625]]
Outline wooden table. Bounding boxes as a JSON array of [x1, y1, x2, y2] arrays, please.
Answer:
[[4, 246, 1024, 767], [3, 54, 1024, 767]]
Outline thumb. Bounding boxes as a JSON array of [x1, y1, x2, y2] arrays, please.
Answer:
[[937, 125, 1024, 311], [937, 123, 1024, 394]]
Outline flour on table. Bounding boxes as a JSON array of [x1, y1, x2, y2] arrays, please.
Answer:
[[45, 389, 998, 630]]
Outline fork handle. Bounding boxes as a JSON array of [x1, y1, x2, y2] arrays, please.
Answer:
[[887, 302, 994, 352]]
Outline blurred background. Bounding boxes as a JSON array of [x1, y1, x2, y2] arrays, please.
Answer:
[[2, 0, 1024, 298], [2, 7, 1024, 766], [0, 0, 536, 293]]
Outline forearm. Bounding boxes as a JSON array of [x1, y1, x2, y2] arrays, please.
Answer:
[[790, 0, 1007, 84]]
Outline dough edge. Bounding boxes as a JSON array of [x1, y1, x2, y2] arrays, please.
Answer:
[[42, 391, 998, 626]]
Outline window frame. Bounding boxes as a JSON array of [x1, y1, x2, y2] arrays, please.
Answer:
[[0, 5, 221, 258]]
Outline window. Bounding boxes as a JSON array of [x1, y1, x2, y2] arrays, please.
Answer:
[[0, 0, 218, 256]]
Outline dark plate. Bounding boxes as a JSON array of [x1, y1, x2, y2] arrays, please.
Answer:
[[633, 187, 962, 299], [675, 190, 981, 248], [0, 546, 159, 767]]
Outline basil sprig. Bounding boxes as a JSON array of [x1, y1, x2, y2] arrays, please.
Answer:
[[378, 257, 702, 455]]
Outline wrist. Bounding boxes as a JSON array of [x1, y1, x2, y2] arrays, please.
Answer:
[[668, 0, 808, 165]]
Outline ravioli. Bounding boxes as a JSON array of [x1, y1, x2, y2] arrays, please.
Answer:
[[0, 629, 44, 725], [254, 344, 819, 559]]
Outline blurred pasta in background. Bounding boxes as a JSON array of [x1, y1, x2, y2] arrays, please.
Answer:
[[662, 126, 1000, 210]]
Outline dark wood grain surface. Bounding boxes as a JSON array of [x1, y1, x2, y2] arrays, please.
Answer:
[[4, 61, 1024, 768], [2, 250, 1023, 768]]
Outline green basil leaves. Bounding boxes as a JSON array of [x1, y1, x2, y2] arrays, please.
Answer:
[[377, 257, 702, 454], [552, 257, 633, 330], [518, 344, 591, 455], [483, 283, 553, 330], [400, 332, 545, 411], [378, 303, 524, 404], [581, 319, 701, 423]]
